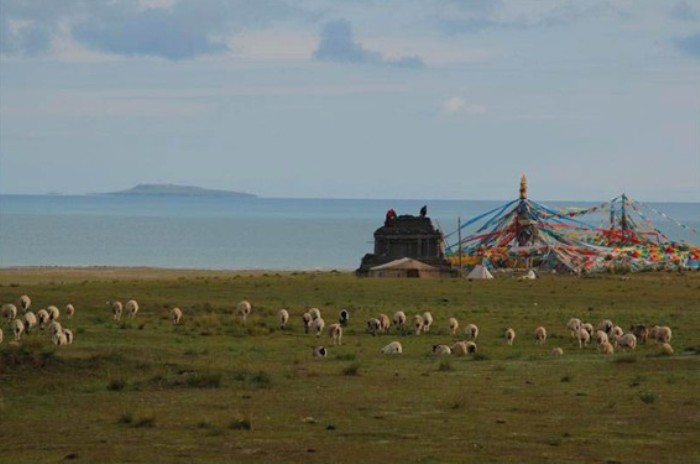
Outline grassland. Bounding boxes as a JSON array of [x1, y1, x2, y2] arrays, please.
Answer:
[[0, 268, 699, 463]]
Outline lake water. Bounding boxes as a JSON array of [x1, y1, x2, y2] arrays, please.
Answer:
[[0, 195, 698, 270]]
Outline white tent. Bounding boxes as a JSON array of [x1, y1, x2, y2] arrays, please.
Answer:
[[466, 264, 493, 279]]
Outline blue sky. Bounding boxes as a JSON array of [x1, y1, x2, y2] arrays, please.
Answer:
[[1, 0, 698, 201]]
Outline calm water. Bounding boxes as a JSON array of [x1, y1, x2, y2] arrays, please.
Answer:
[[1, 195, 698, 270]]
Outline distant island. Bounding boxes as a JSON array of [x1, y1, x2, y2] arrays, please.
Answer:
[[107, 184, 257, 198]]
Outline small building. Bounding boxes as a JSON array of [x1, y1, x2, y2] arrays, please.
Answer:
[[368, 257, 441, 278], [356, 209, 455, 277]]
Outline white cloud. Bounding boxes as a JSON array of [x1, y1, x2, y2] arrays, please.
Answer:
[[441, 97, 487, 115]]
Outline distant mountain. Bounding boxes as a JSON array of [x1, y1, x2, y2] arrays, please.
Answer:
[[107, 184, 257, 198]]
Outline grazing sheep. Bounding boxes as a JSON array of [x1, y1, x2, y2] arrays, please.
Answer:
[[551, 347, 564, 356], [660, 342, 673, 355], [2, 304, 18, 321], [235, 300, 250, 322], [381, 340, 403, 354], [308, 307, 321, 321], [412, 315, 424, 335], [595, 330, 609, 346], [313, 345, 327, 358], [313, 317, 326, 337], [47, 305, 60, 320], [124, 300, 139, 319], [0, 327, 3, 344], [433, 344, 452, 355], [422, 311, 433, 332], [630, 324, 648, 344], [651, 325, 672, 344], [338, 309, 349, 326], [328, 323, 343, 346], [452, 341, 468, 356], [616, 333, 637, 351], [301, 312, 313, 334], [465, 323, 479, 341], [52, 330, 68, 346], [63, 328, 74, 345], [448, 317, 459, 336], [465, 341, 478, 354], [48, 320, 63, 337], [581, 322, 594, 335], [276, 309, 289, 329], [566, 318, 582, 337], [11, 319, 24, 341], [534, 326, 547, 345], [108, 301, 123, 321], [19, 295, 31, 313], [22, 311, 37, 333], [367, 318, 381, 336], [610, 325, 624, 340], [597, 319, 614, 335], [393, 311, 406, 329], [36, 309, 50, 328], [576, 327, 590, 348], [378, 313, 391, 333], [505, 328, 516, 345], [171, 307, 183, 325], [65, 304, 75, 319], [599, 340, 614, 354]]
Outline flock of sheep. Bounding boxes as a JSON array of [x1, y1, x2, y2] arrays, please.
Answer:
[[268, 305, 676, 359], [1, 294, 676, 362], [1, 295, 75, 346]]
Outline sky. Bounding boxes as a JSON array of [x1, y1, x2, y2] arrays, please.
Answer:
[[0, 0, 699, 201]]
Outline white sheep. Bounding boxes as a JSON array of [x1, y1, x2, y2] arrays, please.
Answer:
[[125, 300, 139, 319], [576, 327, 590, 348], [277, 308, 289, 329], [338, 309, 349, 326], [328, 323, 343, 346], [367, 318, 381, 336], [581, 322, 594, 335], [412, 315, 424, 335], [381, 340, 403, 354], [660, 342, 673, 355], [52, 330, 68, 346], [313, 345, 327, 358], [534, 326, 547, 345], [610, 325, 624, 339], [433, 344, 452, 355], [551, 347, 564, 356], [36, 309, 50, 328], [393, 311, 406, 329], [65, 304, 75, 319], [595, 330, 609, 346], [651, 325, 672, 344], [22, 311, 37, 333], [0, 327, 3, 344], [308, 307, 321, 321], [171, 307, 183, 325], [566, 318, 582, 337], [63, 328, 74, 345], [313, 317, 325, 337], [108, 301, 123, 321], [597, 319, 614, 335], [378, 314, 391, 333], [452, 340, 477, 355], [2, 303, 17, 321], [599, 340, 614, 354], [12, 319, 24, 341], [19, 295, 31, 313], [448, 317, 459, 336], [422, 311, 433, 332], [302, 312, 313, 334], [47, 305, 60, 320], [616, 333, 637, 351], [464, 323, 479, 341], [505, 328, 516, 345], [48, 320, 63, 337]]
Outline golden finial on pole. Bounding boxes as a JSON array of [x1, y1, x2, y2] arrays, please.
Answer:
[[519, 173, 528, 200]]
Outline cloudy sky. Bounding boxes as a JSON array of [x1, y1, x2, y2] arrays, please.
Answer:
[[1, 0, 699, 201]]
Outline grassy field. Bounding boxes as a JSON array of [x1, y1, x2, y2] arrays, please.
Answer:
[[0, 268, 699, 463]]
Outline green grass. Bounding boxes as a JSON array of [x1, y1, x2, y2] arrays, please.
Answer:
[[1, 268, 699, 463]]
